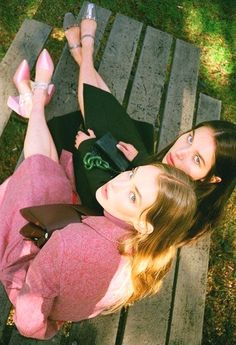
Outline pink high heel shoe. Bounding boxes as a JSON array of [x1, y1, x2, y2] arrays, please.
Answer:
[[7, 50, 55, 118], [32, 49, 54, 92], [7, 59, 32, 118]]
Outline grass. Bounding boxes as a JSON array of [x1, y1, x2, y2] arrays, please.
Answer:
[[0, 1, 235, 344]]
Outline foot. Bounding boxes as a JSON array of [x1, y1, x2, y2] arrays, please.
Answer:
[[7, 53, 55, 118], [64, 24, 82, 65], [7, 60, 32, 118], [80, 17, 97, 49], [80, 3, 97, 48], [33, 49, 54, 104]]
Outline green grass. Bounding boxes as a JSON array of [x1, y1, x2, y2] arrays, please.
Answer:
[[0, 1, 235, 344]]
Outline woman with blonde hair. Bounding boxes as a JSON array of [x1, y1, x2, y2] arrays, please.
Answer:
[[1, 44, 196, 343]]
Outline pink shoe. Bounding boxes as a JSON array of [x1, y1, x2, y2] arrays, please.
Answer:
[[7, 84, 55, 118], [36, 48, 54, 73], [13, 59, 30, 87], [7, 59, 32, 118], [7, 52, 55, 118], [31, 49, 55, 103]]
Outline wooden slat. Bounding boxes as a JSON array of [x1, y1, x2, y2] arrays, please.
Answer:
[[168, 238, 210, 345], [98, 13, 143, 104], [123, 270, 175, 345], [122, 27, 174, 345], [67, 11, 142, 345], [46, 2, 112, 119], [0, 19, 51, 342], [0, 19, 52, 136], [67, 314, 120, 345], [127, 26, 173, 126], [168, 94, 221, 345], [8, 327, 63, 345], [0, 284, 12, 339], [158, 39, 200, 150], [123, 38, 200, 345], [196, 93, 222, 124]]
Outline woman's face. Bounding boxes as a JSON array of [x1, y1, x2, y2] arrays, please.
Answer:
[[96, 165, 159, 228], [162, 126, 216, 180]]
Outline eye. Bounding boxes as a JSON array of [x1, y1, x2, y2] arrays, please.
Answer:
[[129, 191, 136, 203], [129, 168, 135, 179], [187, 134, 193, 144], [193, 155, 200, 165]]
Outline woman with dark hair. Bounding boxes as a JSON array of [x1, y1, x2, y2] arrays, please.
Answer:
[[153, 120, 236, 242]]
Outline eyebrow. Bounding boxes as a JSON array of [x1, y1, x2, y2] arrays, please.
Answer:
[[133, 167, 142, 203], [192, 130, 206, 166]]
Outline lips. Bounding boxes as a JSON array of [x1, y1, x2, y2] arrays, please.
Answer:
[[166, 152, 175, 166], [101, 184, 108, 200]]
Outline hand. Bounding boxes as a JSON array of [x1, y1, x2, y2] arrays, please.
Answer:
[[75, 129, 96, 149], [116, 141, 138, 161]]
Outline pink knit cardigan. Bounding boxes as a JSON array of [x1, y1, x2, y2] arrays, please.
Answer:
[[0, 154, 132, 339]]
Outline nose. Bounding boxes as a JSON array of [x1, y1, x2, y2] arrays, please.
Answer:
[[175, 146, 189, 160], [111, 174, 129, 191]]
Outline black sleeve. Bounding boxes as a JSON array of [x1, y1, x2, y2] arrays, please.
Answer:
[[73, 139, 116, 213]]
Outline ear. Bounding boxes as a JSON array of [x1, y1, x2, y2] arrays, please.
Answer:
[[209, 175, 222, 184], [133, 220, 154, 235]]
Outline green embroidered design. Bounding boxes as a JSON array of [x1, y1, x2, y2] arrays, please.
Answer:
[[83, 152, 117, 172]]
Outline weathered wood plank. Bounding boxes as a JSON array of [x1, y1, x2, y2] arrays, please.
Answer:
[[67, 314, 120, 345], [122, 27, 174, 345], [196, 93, 222, 124], [0, 20, 51, 342], [46, 2, 111, 119], [123, 270, 175, 345], [0, 284, 12, 339], [8, 328, 61, 345], [0, 19, 52, 136], [127, 26, 172, 126], [8, 326, 63, 345], [167, 94, 221, 345], [158, 39, 200, 150], [67, 11, 143, 345], [98, 14, 143, 104], [168, 239, 210, 345], [123, 37, 200, 345]]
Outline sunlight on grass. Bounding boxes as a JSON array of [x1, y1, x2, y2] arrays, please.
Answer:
[[0, 1, 43, 60], [183, 4, 233, 87], [201, 40, 233, 86], [24, 1, 43, 17], [51, 28, 65, 42]]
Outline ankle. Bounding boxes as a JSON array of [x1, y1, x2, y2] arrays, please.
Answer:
[[81, 34, 95, 47], [70, 49, 82, 65], [82, 41, 94, 55], [33, 88, 47, 100]]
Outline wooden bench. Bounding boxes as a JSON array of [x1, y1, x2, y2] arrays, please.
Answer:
[[0, 2, 222, 344]]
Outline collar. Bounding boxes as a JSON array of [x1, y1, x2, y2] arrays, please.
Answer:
[[81, 211, 133, 243]]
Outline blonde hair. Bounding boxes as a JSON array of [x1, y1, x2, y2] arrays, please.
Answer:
[[105, 163, 196, 313]]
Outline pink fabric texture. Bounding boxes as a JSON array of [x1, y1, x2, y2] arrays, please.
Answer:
[[0, 154, 131, 339]]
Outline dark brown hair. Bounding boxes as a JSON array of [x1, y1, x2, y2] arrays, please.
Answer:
[[152, 120, 236, 243]]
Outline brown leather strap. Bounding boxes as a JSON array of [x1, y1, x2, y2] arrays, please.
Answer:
[[19, 203, 99, 248]]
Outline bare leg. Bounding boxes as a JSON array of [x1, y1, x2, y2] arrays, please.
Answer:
[[64, 23, 111, 118], [24, 52, 58, 162], [24, 92, 58, 162]]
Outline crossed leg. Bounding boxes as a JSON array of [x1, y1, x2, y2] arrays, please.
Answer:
[[23, 52, 59, 162], [64, 20, 111, 118]]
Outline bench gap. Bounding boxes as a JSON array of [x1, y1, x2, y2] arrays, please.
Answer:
[[155, 37, 176, 151]]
